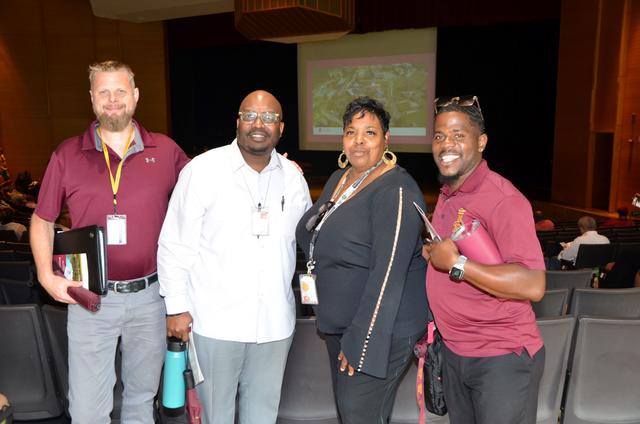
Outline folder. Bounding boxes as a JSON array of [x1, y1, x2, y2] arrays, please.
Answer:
[[451, 220, 503, 265], [53, 225, 108, 312]]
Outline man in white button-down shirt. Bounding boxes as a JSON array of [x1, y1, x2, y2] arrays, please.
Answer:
[[157, 90, 311, 424]]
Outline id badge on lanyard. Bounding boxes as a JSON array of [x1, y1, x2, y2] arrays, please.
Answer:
[[100, 125, 134, 246], [107, 214, 127, 245], [298, 273, 319, 304], [251, 206, 269, 237]]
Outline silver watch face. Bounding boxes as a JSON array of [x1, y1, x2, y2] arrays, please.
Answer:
[[449, 265, 464, 281]]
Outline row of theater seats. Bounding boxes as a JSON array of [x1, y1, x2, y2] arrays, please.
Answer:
[[278, 314, 640, 424], [537, 228, 640, 259], [2, 304, 639, 423], [529, 270, 640, 423], [0, 230, 29, 244], [533, 270, 640, 318]]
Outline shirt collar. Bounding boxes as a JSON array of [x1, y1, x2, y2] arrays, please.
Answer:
[[82, 120, 148, 153], [440, 159, 489, 198], [230, 138, 282, 173]]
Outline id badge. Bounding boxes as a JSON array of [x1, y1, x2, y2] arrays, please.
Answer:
[[251, 207, 269, 236], [298, 273, 319, 305], [106, 214, 127, 245]]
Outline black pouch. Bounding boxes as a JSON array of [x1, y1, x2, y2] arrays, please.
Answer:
[[414, 322, 447, 418]]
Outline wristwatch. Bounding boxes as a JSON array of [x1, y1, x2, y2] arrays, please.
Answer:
[[449, 255, 468, 282]]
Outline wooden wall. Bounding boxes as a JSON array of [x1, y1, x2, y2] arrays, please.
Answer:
[[0, 0, 168, 180], [552, 0, 640, 212], [613, 0, 640, 211]]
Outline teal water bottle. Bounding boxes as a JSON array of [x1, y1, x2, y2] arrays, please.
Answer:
[[162, 337, 187, 416]]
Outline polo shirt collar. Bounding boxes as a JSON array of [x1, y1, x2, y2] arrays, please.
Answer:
[[82, 120, 151, 154], [440, 159, 489, 198], [230, 138, 282, 173]]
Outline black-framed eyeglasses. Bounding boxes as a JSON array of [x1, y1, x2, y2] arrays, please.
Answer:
[[433, 95, 482, 115], [238, 111, 281, 124], [305, 200, 335, 232]]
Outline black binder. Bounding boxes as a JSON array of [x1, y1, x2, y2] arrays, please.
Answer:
[[53, 225, 108, 295]]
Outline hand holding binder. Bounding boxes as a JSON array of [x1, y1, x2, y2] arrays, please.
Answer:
[[53, 225, 108, 312]]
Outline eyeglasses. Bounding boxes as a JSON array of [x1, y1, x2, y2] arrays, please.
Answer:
[[433, 95, 482, 115], [238, 111, 281, 124], [305, 200, 335, 232]]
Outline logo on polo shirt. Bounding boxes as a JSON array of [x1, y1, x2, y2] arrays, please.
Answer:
[[145, 157, 156, 163]]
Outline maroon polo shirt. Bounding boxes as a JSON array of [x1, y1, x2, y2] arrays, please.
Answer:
[[36, 120, 190, 281], [427, 160, 545, 357]]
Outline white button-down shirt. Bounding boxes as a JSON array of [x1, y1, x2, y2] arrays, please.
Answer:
[[558, 230, 610, 263], [158, 140, 311, 343]]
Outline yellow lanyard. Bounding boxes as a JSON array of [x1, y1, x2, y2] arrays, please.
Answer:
[[99, 125, 135, 213]]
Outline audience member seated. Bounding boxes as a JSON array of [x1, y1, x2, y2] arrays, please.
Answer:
[[0, 206, 27, 240], [600, 206, 635, 228], [534, 210, 555, 231], [600, 246, 640, 288], [546, 216, 609, 270]]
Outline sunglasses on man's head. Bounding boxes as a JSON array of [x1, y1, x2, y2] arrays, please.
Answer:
[[433, 95, 482, 115], [238, 111, 281, 124], [305, 200, 335, 232]]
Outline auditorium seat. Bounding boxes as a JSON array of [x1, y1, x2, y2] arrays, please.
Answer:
[[0, 304, 64, 420], [545, 269, 593, 291], [573, 244, 613, 269], [535, 316, 575, 424], [569, 287, 640, 318], [0, 260, 40, 305], [563, 317, 640, 424], [532, 288, 570, 318], [42, 304, 70, 414], [277, 318, 339, 424], [0, 229, 18, 242]]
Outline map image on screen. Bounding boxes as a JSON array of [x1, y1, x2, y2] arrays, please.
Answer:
[[311, 62, 429, 137]]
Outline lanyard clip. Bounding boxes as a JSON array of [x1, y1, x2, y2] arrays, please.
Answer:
[[306, 260, 316, 275]]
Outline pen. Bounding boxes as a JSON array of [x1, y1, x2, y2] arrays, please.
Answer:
[[281, 195, 285, 211]]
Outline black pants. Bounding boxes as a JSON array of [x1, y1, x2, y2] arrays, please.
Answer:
[[442, 343, 545, 424], [324, 331, 423, 424]]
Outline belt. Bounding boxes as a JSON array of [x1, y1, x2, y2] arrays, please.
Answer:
[[108, 273, 158, 294]]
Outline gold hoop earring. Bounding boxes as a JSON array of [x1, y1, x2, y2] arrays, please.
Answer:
[[382, 147, 397, 165], [338, 151, 349, 169]]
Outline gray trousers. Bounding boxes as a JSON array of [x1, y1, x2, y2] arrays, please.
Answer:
[[193, 333, 294, 424], [442, 343, 546, 424], [67, 283, 166, 424]]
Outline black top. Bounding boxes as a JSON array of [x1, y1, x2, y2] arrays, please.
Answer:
[[296, 166, 430, 378]]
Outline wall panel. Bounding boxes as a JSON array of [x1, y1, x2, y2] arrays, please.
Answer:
[[0, 0, 167, 180]]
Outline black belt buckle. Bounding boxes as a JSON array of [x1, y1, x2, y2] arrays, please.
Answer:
[[112, 280, 134, 294], [109, 273, 157, 294]]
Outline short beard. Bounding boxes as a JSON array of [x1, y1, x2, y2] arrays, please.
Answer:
[[95, 108, 135, 132], [437, 172, 461, 186]]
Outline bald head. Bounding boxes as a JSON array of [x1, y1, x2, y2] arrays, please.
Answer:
[[236, 90, 285, 172], [577, 216, 597, 233], [239, 90, 283, 117]]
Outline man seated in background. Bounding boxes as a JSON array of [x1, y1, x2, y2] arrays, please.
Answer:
[[556, 216, 609, 266], [0, 206, 27, 240], [534, 210, 555, 231]]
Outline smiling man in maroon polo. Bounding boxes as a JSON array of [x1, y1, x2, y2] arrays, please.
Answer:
[[30, 60, 189, 423], [423, 96, 546, 424]]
